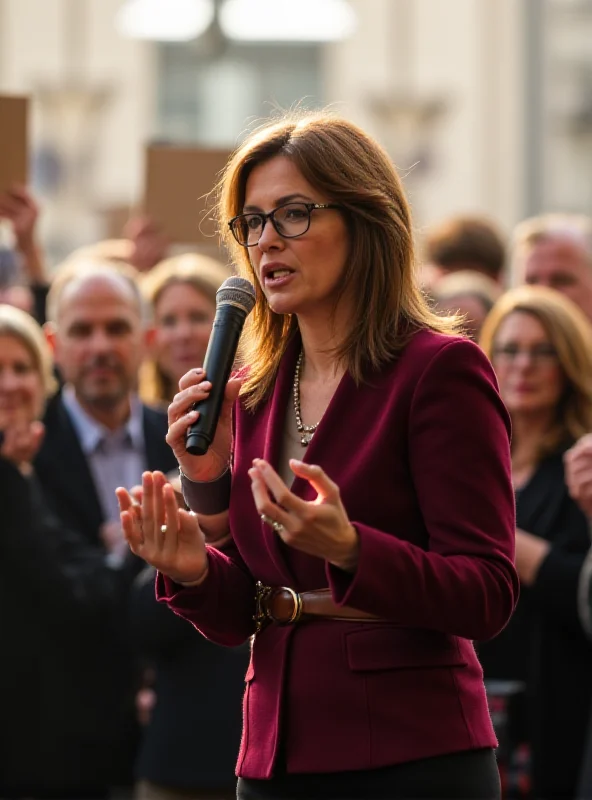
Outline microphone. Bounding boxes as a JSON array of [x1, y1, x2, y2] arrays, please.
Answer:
[[185, 276, 256, 456]]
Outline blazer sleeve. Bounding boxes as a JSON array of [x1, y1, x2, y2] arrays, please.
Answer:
[[156, 536, 257, 647], [156, 380, 258, 646], [328, 338, 519, 641]]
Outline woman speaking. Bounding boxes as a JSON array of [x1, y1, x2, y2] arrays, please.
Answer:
[[117, 111, 518, 800]]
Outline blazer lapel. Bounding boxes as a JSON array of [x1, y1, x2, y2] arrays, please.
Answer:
[[38, 395, 104, 542], [257, 339, 355, 585], [288, 363, 355, 502], [257, 340, 301, 585]]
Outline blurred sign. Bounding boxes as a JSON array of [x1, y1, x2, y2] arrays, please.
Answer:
[[0, 95, 28, 194], [144, 145, 231, 244]]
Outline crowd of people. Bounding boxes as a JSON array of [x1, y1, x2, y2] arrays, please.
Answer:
[[1, 110, 592, 799]]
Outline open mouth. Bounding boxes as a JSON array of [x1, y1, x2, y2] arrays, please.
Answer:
[[265, 268, 295, 281], [273, 268, 294, 277]]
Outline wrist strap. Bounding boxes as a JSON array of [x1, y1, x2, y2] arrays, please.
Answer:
[[179, 466, 231, 515]]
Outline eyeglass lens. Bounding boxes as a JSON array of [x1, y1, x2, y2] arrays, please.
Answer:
[[494, 344, 558, 363], [232, 203, 311, 246]]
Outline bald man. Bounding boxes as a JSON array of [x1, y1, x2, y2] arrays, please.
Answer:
[[30, 262, 178, 795], [36, 261, 177, 546], [511, 213, 592, 321]]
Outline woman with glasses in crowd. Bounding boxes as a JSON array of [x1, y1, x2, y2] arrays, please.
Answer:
[[479, 285, 592, 800], [117, 111, 518, 800], [139, 253, 230, 408]]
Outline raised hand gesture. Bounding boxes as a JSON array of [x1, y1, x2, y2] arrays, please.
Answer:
[[116, 471, 209, 585]]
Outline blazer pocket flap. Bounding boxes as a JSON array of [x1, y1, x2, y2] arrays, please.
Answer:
[[345, 626, 468, 671]]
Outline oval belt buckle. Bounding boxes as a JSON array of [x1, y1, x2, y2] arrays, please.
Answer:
[[278, 586, 303, 625]]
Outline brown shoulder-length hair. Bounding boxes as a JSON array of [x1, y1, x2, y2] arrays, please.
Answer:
[[480, 285, 592, 460], [139, 253, 230, 406], [217, 110, 462, 409]]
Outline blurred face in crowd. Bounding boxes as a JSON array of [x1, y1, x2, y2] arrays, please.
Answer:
[[521, 235, 592, 321], [52, 274, 145, 411], [491, 311, 565, 419], [244, 155, 350, 319], [0, 334, 44, 427], [152, 281, 215, 384], [434, 294, 489, 341]]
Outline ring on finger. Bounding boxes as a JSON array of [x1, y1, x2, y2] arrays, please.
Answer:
[[160, 524, 168, 534], [261, 513, 284, 533]]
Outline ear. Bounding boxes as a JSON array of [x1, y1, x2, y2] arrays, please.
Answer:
[[43, 321, 57, 353]]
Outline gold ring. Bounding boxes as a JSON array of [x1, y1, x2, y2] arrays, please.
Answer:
[[160, 524, 168, 534]]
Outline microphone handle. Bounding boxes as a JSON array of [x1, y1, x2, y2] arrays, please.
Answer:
[[185, 305, 247, 457]]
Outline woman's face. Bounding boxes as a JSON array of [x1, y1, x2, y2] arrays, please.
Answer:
[[152, 282, 215, 384], [491, 311, 565, 418], [0, 334, 44, 428], [243, 155, 350, 319]]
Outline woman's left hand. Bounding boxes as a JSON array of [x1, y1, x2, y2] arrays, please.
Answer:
[[249, 458, 359, 572]]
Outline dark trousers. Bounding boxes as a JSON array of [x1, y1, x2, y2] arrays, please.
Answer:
[[237, 747, 500, 800]]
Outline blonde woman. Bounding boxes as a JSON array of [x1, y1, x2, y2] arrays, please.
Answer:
[[479, 285, 592, 800], [0, 304, 140, 799], [139, 254, 230, 407]]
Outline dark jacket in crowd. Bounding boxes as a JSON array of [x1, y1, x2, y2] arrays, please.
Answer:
[[479, 448, 592, 800], [29, 391, 177, 794], [34, 392, 178, 546], [130, 566, 249, 791], [0, 457, 142, 798]]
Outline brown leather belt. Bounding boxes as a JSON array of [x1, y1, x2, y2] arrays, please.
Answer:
[[253, 581, 382, 632]]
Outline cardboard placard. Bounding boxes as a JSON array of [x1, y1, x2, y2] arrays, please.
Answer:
[[0, 95, 28, 194], [144, 145, 231, 244]]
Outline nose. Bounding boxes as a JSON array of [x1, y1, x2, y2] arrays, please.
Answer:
[[257, 216, 284, 252], [512, 351, 535, 369], [174, 319, 193, 341], [88, 328, 113, 353]]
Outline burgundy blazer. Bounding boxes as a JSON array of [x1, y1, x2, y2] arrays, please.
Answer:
[[157, 329, 518, 779]]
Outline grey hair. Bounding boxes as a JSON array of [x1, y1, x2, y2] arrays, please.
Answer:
[[511, 213, 592, 284], [46, 257, 152, 327]]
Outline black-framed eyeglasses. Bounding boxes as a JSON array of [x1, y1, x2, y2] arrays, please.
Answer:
[[228, 201, 342, 247], [492, 343, 559, 365]]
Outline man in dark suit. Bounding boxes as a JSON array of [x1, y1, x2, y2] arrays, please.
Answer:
[[33, 260, 178, 797], [36, 260, 177, 548]]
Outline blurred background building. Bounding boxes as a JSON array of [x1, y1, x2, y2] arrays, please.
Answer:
[[0, 0, 591, 266]]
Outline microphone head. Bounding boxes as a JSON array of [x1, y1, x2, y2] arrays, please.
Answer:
[[216, 276, 256, 315]]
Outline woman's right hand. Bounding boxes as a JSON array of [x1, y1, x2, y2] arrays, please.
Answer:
[[116, 471, 209, 585], [166, 368, 242, 482], [0, 419, 44, 475]]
